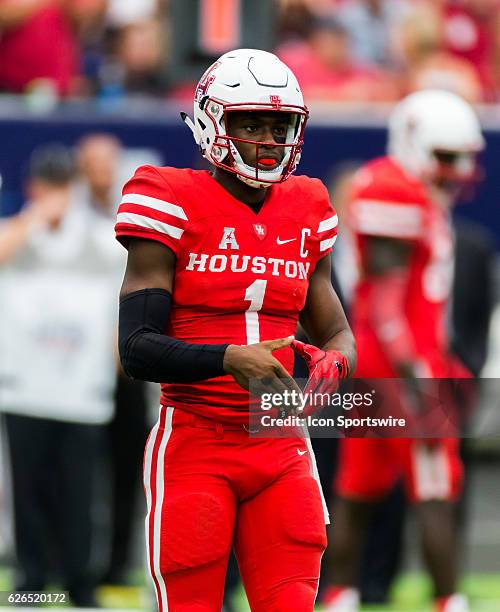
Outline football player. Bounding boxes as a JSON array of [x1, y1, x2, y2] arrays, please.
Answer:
[[323, 90, 484, 612], [115, 49, 356, 611]]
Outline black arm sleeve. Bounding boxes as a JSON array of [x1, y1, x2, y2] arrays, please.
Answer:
[[118, 288, 229, 383]]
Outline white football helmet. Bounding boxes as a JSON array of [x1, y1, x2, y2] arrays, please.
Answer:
[[388, 89, 484, 184], [182, 48, 308, 189]]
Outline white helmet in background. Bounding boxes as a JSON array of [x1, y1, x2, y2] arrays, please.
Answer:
[[388, 89, 484, 184], [182, 48, 308, 189]]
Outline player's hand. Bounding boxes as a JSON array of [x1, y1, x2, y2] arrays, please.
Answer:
[[223, 336, 303, 401], [292, 340, 349, 414]]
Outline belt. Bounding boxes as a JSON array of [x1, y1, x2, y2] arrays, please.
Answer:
[[170, 409, 254, 438]]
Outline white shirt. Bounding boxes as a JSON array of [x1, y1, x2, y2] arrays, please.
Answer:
[[0, 199, 125, 424]]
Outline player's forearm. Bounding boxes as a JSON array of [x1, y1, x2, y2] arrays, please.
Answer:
[[119, 288, 228, 383], [367, 270, 420, 377], [299, 270, 357, 377], [321, 328, 356, 378], [121, 332, 228, 383]]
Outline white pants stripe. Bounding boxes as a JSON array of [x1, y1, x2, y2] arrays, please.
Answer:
[[413, 442, 451, 501], [301, 425, 330, 525], [144, 407, 174, 612]]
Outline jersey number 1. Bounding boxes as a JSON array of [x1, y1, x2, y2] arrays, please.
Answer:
[[244, 280, 267, 344]]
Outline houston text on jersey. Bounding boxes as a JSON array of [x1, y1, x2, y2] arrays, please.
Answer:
[[185, 252, 310, 279]]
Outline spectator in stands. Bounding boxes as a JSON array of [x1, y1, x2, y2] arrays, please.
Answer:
[[335, 0, 409, 68], [67, 0, 108, 95], [394, 2, 483, 103], [276, 16, 399, 102], [68, 0, 107, 37], [106, 0, 161, 28], [0, 0, 80, 97], [0, 145, 122, 606], [278, 0, 334, 19], [277, 0, 317, 42], [92, 16, 166, 100], [113, 18, 166, 97]]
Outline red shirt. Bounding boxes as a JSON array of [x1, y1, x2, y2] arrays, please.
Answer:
[[0, 4, 79, 96], [348, 157, 454, 377], [115, 166, 338, 423]]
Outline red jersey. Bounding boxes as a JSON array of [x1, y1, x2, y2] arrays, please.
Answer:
[[348, 157, 454, 377], [115, 166, 337, 422]]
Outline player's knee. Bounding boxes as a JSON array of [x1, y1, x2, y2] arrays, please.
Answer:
[[281, 477, 327, 549], [159, 491, 233, 574]]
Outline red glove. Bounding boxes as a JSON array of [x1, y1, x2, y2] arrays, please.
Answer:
[[292, 340, 350, 415]]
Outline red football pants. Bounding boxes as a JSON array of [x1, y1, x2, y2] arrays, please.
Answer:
[[144, 407, 328, 612], [336, 437, 463, 503]]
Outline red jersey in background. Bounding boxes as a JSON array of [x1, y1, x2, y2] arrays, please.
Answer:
[[348, 156, 455, 377]]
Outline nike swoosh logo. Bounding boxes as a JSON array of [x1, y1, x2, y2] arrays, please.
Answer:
[[297, 449, 308, 456], [277, 237, 297, 245]]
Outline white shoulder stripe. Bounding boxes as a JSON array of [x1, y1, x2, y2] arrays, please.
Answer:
[[320, 235, 337, 252], [318, 214, 338, 233], [121, 193, 188, 220], [355, 199, 423, 215], [355, 218, 421, 239], [353, 199, 423, 239], [117, 212, 184, 239]]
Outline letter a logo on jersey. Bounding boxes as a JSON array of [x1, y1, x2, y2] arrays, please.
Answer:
[[219, 227, 240, 250], [253, 223, 267, 240]]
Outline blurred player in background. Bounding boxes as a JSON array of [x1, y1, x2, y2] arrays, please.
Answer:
[[323, 90, 484, 612], [115, 49, 356, 611], [77, 133, 150, 585], [0, 144, 122, 606]]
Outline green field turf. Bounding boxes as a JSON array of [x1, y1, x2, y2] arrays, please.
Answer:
[[1, 567, 499, 610], [231, 574, 500, 611]]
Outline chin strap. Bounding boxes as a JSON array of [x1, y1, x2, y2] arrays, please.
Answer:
[[180, 112, 202, 145]]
